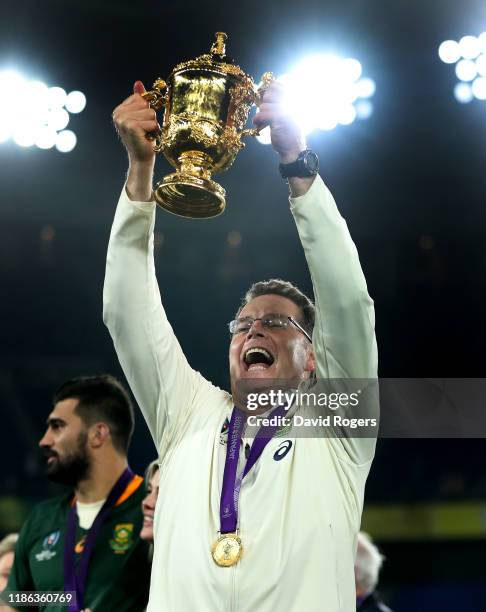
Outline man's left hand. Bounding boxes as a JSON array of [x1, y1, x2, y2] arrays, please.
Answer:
[[253, 82, 305, 164], [253, 81, 316, 197]]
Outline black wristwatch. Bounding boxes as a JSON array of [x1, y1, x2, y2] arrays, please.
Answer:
[[279, 149, 319, 179]]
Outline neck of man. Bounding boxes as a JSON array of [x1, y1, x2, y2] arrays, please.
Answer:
[[75, 453, 128, 504]]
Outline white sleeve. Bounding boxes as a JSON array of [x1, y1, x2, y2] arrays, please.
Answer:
[[103, 186, 216, 455], [290, 175, 378, 465]]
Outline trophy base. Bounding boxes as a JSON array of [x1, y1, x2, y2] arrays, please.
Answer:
[[153, 173, 226, 219]]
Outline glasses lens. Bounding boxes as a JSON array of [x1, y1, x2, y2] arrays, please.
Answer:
[[230, 318, 253, 334], [261, 315, 288, 329]]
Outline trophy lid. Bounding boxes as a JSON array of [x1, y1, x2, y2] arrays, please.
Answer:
[[171, 32, 254, 84]]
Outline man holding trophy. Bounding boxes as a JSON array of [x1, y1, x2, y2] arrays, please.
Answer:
[[105, 34, 377, 612]]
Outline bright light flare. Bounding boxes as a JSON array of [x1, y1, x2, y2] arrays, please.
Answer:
[[438, 40, 461, 64], [472, 76, 486, 100], [35, 126, 57, 149], [439, 33, 486, 104], [476, 54, 486, 77], [47, 108, 70, 131], [459, 35, 481, 59], [48, 86, 67, 109], [56, 129, 76, 152], [65, 91, 86, 114], [13, 128, 36, 148], [256, 126, 272, 145], [0, 68, 85, 151], [0, 69, 25, 92], [454, 82, 473, 103], [479, 32, 486, 53], [455, 59, 477, 81], [258, 53, 374, 143], [355, 100, 374, 119]]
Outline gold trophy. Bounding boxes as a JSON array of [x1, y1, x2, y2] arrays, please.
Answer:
[[142, 32, 273, 218]]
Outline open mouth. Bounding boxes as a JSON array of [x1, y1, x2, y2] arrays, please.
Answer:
[[143, 515, 154, 525], [243, 347, 275, 371]]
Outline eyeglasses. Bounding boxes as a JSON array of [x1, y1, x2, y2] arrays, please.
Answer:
[[228, 313, 312, 343]]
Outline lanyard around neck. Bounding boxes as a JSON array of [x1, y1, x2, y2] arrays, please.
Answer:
[[63, 467, 134, 612], [219, 405, 287, 534]]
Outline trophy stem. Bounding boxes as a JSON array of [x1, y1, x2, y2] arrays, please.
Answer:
[[178, 151, 213, 180], [153, 150, 226, 218]]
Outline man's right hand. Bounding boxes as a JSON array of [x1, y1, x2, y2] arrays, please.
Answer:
[[112, 81, 159, 201]]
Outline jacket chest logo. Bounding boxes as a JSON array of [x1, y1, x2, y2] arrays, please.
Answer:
[[109, 523, 134, 554], [35, 530, 60, 562], [273, 440, 293, 461]]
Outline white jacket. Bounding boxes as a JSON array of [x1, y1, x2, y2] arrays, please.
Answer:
[[103, 175, 378, 612]]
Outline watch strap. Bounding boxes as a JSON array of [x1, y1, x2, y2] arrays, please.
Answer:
[[279, 149, 319, 179]]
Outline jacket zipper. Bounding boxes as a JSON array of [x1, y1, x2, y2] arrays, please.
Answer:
[[230, 440, 248, 612], [229, 563, 238, 612]]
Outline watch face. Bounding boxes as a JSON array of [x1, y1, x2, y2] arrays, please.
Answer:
[[304, 151, 319, 174]]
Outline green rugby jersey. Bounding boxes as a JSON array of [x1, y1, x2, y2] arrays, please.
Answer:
[[7, 476, 150, 611]]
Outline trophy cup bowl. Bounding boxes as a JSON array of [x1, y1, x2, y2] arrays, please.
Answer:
[[142, 32, 272, 218]]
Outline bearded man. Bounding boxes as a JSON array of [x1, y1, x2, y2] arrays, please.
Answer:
[[6, 375, 151, 611]]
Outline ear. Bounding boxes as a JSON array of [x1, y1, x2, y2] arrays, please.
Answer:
[[88, 423, 110, 449], [305, 345, 316, 376]]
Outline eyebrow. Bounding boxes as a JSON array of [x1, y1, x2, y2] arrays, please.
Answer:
[[236, 313, 286, 319], [46, 417, 66, 427]]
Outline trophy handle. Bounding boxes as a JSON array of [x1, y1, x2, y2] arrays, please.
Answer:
[[142, 78, 168, 152], [241, 72, 275, 139], [254, 72, 275, 106], [142, 78, 168, 110], [241, 127, 260, 138]]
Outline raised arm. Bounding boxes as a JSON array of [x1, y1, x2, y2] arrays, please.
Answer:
[[255, 83, 378, 465], [254, 82, 377, 380], [290, 179, 377, 381], [104, 82, 214, 452]]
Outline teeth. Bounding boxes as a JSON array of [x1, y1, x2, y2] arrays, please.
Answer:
[[245, 348, 272, 361]]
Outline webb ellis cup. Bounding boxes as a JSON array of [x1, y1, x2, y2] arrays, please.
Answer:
[[142, 32, 273, 218]]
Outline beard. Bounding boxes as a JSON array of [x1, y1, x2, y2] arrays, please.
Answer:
[[44, 431, 91, 486]]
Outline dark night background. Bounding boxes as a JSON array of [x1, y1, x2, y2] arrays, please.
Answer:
[[1, 1, 486, 610]]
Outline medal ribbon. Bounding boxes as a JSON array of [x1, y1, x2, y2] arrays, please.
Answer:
[[63, 467, 134, 612], [219, 405, 287, 534]]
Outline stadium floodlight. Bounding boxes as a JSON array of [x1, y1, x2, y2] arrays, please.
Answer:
[[256, 52, 375, 144], [0, 68, 86, 151], [47, 108, 70, 131], [454, 82, 474, 104], [48, 86, 67, 109], [479, 32, 486, 52], [355, 99, 374, 120], [438, 40, 461, 64], [458, 35, 481, 60], [55, 129, 77, 153], [455, 59, 477, 81], [34, 126, 58, 150], [439, 32, 486, 103], [476, 54, 486, 77], [472, 76, 486, 100], [65, 91, 86, 114], [13, 128, 36, 148]]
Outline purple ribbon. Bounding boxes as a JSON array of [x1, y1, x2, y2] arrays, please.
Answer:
[[219, 405, 287, 534], [63, 467, 134, 612]]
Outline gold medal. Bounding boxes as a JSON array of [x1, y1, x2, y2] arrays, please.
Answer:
[[211, 533, 242, 567]]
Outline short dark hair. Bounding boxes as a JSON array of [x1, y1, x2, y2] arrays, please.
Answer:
[[237, 278, 315, 338], [53, 375, 134, 455]]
